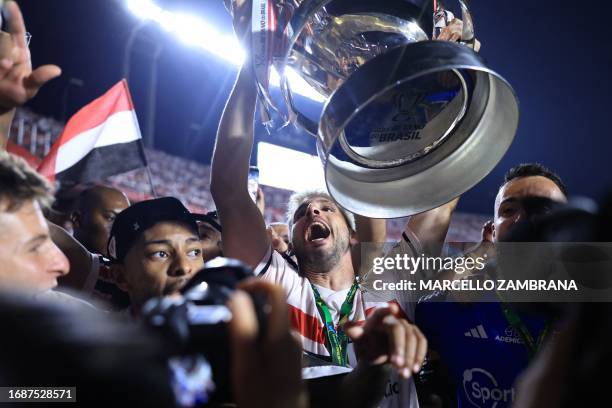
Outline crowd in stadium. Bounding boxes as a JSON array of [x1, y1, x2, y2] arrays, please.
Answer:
[[0, 1, 611, 408], [8, 106, 489, 242]]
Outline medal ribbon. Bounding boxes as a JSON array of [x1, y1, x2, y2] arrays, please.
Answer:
[[499, 301, 549, 361], [310, 280, 359, 366]]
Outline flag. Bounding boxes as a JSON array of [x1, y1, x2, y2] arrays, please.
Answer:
[[38, 79, 147, 184], [6, 140, 41, 168]]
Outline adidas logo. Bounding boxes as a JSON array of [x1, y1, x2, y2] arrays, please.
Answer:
[[464, 325, 488, 339]]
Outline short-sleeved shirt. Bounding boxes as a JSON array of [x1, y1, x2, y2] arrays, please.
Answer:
[[254, 226, 424, 408], [415, 291, 548, 408]]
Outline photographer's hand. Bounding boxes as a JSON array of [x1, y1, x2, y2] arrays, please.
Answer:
[[0, 1, 61, 110], [0, 1, 61, 148], [228, 279, 308, 408]]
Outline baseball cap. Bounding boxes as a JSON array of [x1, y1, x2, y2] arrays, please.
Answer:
[[107, 197, 199, 262], [192, 211, 222, 233]]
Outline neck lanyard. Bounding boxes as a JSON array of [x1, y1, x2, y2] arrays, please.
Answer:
[[310, 280, 359, 366], [498, 300, 549, 361]]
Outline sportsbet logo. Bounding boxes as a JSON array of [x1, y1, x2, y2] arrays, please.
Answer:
[[463, 368, 515, 408]]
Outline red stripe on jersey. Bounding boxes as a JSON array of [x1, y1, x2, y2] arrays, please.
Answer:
[[288, 303, 326, 345]]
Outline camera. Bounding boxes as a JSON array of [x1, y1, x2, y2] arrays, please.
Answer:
[[497, 195, 612, 318], [142, 258, 267, 405]]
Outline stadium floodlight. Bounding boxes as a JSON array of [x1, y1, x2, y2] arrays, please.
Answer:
[[125, 0, 324, 101], [257, 142, 326, 192], [126, 0, 162, 21], [125, 0, 244, 65]]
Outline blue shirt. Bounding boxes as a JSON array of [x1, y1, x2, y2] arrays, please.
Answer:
[[416, 291, 547, 408]]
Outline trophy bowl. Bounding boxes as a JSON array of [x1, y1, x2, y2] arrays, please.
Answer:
[[249, 0, 519, 218]]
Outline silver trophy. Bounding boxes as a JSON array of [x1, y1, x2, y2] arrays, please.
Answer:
[[246, 0, 519, 218]]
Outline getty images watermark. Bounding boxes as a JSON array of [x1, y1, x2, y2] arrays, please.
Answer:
[[360, 242, 612, 302], [370, 253, 577, 292]]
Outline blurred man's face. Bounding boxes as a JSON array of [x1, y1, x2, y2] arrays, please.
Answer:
[[0, 200, 69, 293], [118, 222, 204, 313], [267, 223, 290, 254], [493, 176, 567, 242], [291, 197, 353, 273], [73, 187, 129, 255], [197, 221, 223, 262]]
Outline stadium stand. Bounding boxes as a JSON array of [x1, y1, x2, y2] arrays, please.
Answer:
[[8, 108, 488, 242]]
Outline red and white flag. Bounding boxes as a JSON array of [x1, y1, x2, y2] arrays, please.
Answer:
[[38, 79, 147, 184], [6, 140, 41, 168]]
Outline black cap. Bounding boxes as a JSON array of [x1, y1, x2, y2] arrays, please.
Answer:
[[107, 197, 199, 262], [192, 211, 222, 233]]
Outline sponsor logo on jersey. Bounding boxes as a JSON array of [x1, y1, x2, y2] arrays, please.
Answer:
[[494, 326, 523, 344], [463, 368, 515, 408], [464, 324, 488, 339]]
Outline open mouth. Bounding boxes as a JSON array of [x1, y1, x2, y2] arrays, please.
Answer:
[[307, 222, 331, 242]]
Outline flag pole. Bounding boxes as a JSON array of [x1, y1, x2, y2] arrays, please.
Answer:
[[144, 165, 158, 198]]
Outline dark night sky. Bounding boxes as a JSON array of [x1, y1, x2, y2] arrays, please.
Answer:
[[18, 0, 612, 215]]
